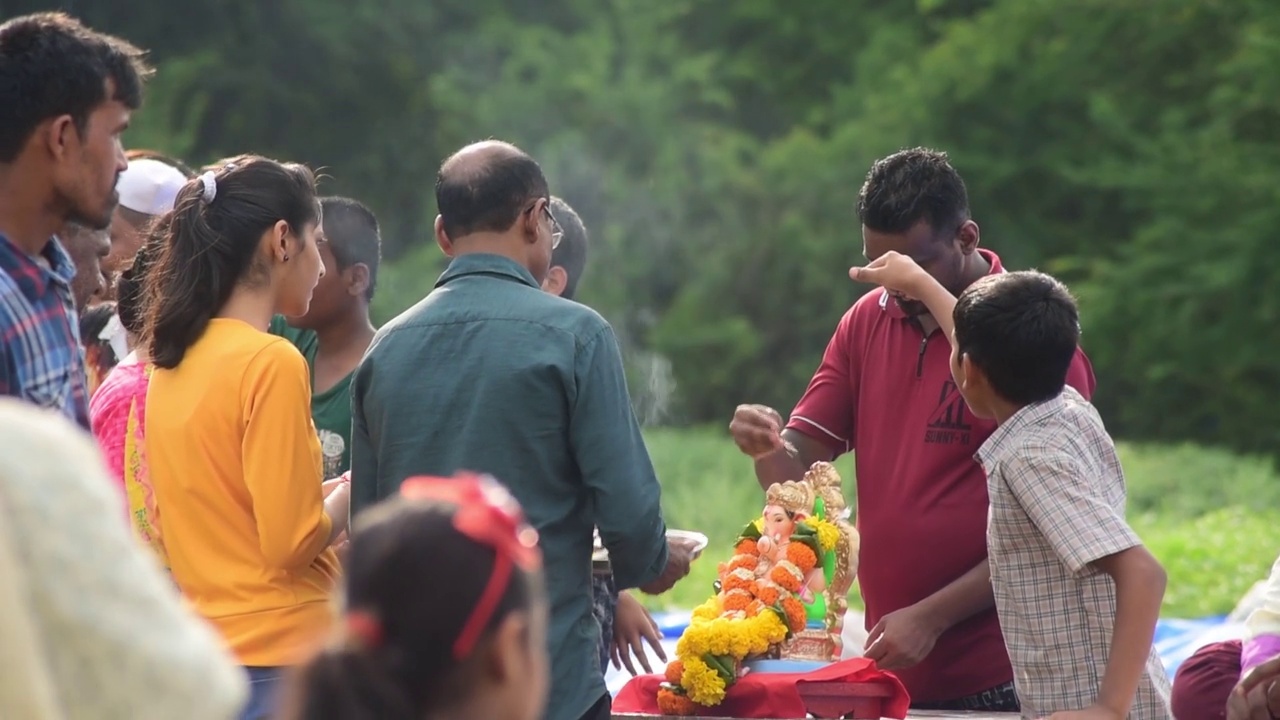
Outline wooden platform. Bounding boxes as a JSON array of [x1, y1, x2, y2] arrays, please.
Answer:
[[611, 707, 1018, 712]]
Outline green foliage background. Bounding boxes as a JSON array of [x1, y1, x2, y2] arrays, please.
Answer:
[[25, 0, 1280, 457]]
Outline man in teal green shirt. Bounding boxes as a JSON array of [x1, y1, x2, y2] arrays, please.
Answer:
[[270, 196, 381, 477], [350, 141, 694, 720]]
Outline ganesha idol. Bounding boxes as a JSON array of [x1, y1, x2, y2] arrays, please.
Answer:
[[657, 462, 860, 713]]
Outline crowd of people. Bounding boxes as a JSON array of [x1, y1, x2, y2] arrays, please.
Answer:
[[2, 10, 1280, 720]]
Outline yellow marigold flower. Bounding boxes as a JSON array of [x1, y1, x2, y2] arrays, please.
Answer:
[[691, 596, 722, 622], [729, 625, 755, 657], [757, 609, 789, 644], [707, 620, 734, 655], [809, 518, 840, 552], [682, 656, 728, 706]]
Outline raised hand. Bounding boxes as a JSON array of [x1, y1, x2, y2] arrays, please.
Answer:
[[848, 251, 932, 296], [729, 404, 786, 460]]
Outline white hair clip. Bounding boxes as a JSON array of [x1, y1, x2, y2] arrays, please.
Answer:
[[199, 170, 218, 204]]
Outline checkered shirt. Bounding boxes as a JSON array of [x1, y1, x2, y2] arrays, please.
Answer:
[[0, 234, 89, 430], [976, 386, 1172, 719]]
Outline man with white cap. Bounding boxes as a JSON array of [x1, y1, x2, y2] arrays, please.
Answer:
[[105, 152, 189, 283]]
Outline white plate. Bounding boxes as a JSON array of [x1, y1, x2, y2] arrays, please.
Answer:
[[592, 529, 709, 563], [666, 529, 709, 557]]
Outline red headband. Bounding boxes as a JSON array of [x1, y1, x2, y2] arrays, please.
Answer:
[[399, 473, 541, 659]]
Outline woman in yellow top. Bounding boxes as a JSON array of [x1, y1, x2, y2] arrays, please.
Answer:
[[143, 156, 352, 720]]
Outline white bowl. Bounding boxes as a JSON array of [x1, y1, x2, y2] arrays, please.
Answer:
[[591, 529, 709, 562], [666, 529, 709, 557]]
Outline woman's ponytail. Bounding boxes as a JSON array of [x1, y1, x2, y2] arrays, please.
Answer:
[[142, 156, 318, 369]]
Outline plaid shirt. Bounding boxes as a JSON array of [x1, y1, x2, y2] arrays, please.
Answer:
[[0, 234, 89, 429], [977, 386, 1172, 719]]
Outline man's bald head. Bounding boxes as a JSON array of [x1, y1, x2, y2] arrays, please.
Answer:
[[436, 140, 549, 241]]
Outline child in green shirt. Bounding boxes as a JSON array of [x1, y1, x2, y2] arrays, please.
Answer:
[[270, 196, 381, 477]]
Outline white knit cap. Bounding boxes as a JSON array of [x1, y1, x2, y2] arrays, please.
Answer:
[[116, 158, 188, 216]]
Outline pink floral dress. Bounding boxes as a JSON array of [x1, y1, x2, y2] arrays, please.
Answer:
[[89, 358, 166, 568]]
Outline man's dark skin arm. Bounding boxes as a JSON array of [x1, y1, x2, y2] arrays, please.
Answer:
[[865, 560, 995, 670]]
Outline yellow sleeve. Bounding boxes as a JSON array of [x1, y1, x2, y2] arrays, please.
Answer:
[[241, 340, 332, 570]]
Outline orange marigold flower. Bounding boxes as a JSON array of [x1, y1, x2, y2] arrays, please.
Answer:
[[770, 563, 803, 592], [723, 589, 753, 612], [723, 568, 754, 593], [752, 580, 780, 606], [735, 538, 758, 556], [746, 599, 766, 617], [727, 553, 759, 573], [781, 596, 807, 633], [786, 542, 818, 573], [657, 688, 700, 716], [664, 661, 685, 684]]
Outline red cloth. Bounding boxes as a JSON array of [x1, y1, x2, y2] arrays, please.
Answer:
[[613, 658, 910, 719], [785, 248, 1096, 702], [1170, 639, 1241, 720]]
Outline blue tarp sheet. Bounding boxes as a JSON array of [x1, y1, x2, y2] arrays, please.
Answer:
[[603, 611, 1243, 696]]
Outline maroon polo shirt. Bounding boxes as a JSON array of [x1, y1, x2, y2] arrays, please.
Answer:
[[786, 249, 1096, 702]]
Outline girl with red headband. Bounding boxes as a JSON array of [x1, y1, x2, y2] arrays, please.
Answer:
[[284, 473, 549, 720]]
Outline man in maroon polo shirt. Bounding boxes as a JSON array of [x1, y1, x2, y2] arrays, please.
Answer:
[[730, 148, 1097, 711]]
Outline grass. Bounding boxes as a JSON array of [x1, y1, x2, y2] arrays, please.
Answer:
[[641, 427, 1280, 619]]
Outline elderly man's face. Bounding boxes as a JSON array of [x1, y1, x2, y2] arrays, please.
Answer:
[[60, 224, 113, 309]]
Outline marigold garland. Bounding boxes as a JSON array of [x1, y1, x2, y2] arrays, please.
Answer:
[[785, 541, 818, 573], [751, 578, 781, 606], [769, 560, 804, 592], [780, 596, 807, 633], [691, 596, 722, 622], [722, 589, 753, 612], [727, 553, 758, 573], [656, 688, 699, 716], [662, 521, 823, 709], [723, 567, 754, 593]]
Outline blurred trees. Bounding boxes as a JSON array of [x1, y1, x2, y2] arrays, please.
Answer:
[[18, 0, 1280, 455]]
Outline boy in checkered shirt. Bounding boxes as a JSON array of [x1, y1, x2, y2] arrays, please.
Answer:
[[852, 254, 1172, 719]]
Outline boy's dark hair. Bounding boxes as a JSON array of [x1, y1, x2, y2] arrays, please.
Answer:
[[116, 222, 164, 335], [0, 13, 152, 163], [285, 492, 541, 720], [549, 196, 588, 300], [953, 271, 1080, 406], [144, 155, 319, 369], [856, 147, 969, 236], [320, 196, 382, 301], [436, 143, 549, 241], [79, 301, 117, 345]]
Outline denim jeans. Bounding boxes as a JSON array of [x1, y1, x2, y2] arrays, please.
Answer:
[[241, 666, 285, 720]]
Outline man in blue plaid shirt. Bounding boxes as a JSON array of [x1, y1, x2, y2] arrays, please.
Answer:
[[0, 13, 152, 428]]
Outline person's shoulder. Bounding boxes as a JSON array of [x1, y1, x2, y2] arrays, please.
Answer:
[[547, 296, 612, 340], [1053, 386, 1108, 433], [471, 286, 609, 344], [1008, 391, 1111, 464], [247, 333, 307, 370]]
